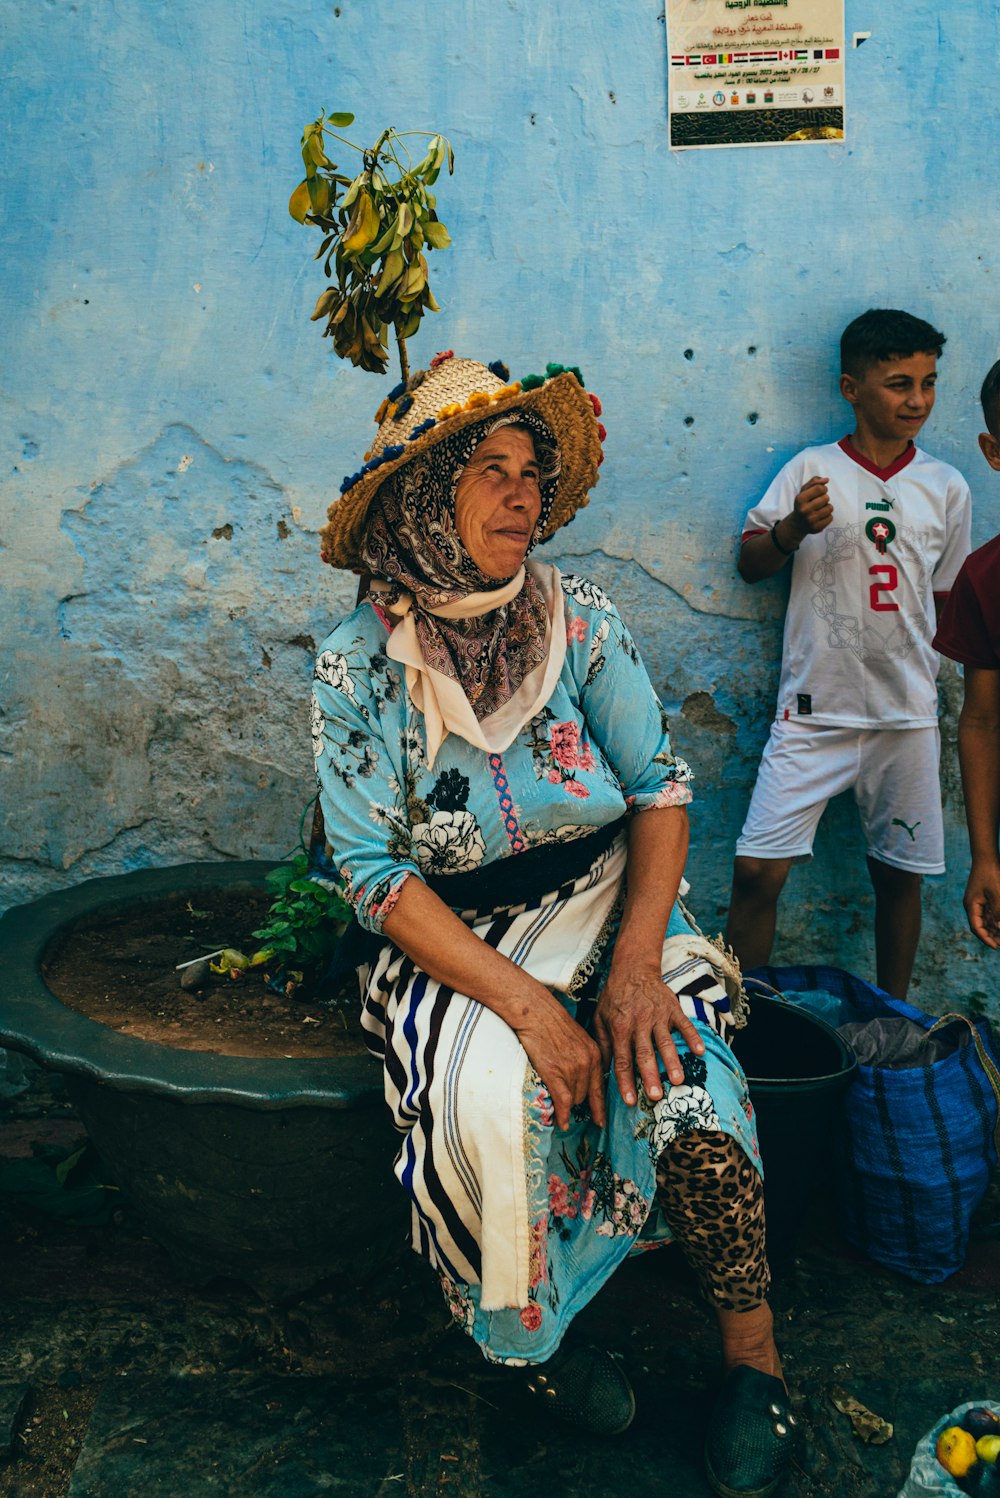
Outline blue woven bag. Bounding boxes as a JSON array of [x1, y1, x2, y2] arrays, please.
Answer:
[[750, 965, 1000, 1284]]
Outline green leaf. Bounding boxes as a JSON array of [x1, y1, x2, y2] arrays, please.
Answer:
[[54, 1145, 87, 1187], [288, 878, 318, 894], [307, 175, 331, 216], [310, 287, 337, 323], [402, 261, 426, 299], [424, 219, 451, 250], [328, 111, 355, 127], [306, 133, 328, 168], [369, 214, 399, 257], [376, 246, 405, 297], [0, 1145, 114, 1226]]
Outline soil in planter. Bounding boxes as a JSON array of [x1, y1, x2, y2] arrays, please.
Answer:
[[42, 889, 368, 1060]]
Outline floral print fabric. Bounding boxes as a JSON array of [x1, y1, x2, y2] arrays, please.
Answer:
[[311, 570, 759, 1366], [447, 1019, 759, 1365], [311, 570, 693, 933], [358, 836, 761, 1367]]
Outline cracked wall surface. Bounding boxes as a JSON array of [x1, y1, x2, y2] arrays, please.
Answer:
[[2, 0, 999, 1007]]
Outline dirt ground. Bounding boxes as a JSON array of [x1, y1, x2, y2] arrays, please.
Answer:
[[1, 1064, 999, 1498]]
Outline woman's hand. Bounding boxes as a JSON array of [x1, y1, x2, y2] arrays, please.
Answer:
[[594, 964, 705, 1108], [515, 997, 607, 1133], [381, 876, 606, 1132]]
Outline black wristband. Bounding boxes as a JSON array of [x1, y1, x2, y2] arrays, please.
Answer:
[[770, 521, 797, 557]]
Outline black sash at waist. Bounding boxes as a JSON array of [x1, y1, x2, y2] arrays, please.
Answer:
[[320, 815, 628, 990], [424, 814, 627, 913]]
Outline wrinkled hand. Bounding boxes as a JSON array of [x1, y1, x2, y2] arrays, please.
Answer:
[[964, 857, 1000, 949], [594, 966, 705, 1108], [788, 475, 833, 539], [515, 993, 607, 1132]]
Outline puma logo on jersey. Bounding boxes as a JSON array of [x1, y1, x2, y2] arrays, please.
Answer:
[[891, 817, 921, 841]]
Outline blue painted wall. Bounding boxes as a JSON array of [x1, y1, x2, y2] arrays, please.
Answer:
[[2, 0, 998, 1008]]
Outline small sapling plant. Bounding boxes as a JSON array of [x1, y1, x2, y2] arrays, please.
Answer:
[[288, 111, 454, 384]]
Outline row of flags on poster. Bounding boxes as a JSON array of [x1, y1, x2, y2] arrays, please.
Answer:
[[671, 48, 841, 65]]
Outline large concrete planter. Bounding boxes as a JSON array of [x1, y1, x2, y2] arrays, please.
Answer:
[[0, 862, 406, 1300]]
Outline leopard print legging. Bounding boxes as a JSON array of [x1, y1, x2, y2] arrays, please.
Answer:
[[654, 1131, 771, 1312]]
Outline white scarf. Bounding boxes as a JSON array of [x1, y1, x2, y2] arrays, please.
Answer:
[[384, 560, 567, 768]]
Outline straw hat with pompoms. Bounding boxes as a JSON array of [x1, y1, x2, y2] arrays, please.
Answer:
[[320, 352, 606, 568]]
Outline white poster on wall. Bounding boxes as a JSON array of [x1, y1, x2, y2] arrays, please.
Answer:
[[667, 0, 846, 150]]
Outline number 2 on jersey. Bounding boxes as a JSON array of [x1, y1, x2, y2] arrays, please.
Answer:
[[869, 564, 899, 612]]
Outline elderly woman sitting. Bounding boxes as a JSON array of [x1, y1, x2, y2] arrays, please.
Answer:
[[310, 354, 795, 1498]]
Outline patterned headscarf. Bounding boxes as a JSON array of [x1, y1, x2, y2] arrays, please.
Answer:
[[360, 411, 560, 720]]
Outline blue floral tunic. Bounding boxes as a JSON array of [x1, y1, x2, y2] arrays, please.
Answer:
[[311, 571, 761, 1362]]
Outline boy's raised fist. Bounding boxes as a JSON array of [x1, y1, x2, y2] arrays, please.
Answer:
[[790, 475, 834, 536]]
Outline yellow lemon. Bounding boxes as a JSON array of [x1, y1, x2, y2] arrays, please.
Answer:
[[977, 1435, 1000, 1464], [937, 1426, 978, 1478]]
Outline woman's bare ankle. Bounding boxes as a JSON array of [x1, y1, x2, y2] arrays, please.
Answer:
[[715, 1303, 784, 1383]]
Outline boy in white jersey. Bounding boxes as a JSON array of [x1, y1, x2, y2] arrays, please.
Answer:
[[726, 309, 972, 997]]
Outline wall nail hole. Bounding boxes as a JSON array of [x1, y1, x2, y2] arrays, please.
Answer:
[[683, 416, 694, 427], [747, 413, 759, 425], [608, 91, 616, 103], [530, 113, 537, 125], [683, 348, 694, 361], [747, 345, 757, 356]]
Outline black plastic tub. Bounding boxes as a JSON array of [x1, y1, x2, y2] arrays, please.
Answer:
[[0, 862, 405, 1300], [731, 988, 857, 1274]]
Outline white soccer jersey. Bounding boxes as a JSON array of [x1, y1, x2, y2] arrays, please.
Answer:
[[742, 439, 972, 728]]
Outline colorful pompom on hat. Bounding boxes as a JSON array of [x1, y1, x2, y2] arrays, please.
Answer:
[[320, 352, 605, 568]]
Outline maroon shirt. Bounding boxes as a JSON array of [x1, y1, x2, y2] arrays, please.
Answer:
[[933, 533, 1000, 669]]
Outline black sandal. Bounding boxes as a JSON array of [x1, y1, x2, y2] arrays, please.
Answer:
[[704, 1364, 798, 1498], [523, 1342, 636, 1437]]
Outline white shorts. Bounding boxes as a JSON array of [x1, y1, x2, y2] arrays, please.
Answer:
[[735, 720, 944, 874]]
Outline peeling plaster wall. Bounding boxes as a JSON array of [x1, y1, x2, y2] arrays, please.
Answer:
[[2, 0, 999, 1006]]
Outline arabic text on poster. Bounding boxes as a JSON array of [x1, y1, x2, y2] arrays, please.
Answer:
[[667, 0, 846, 149]]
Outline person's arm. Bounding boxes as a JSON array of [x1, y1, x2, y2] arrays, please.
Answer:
[[313, 625, 606, 1129], [381, 877, 606, 1130], [958, 665, 1000, 948], [593, 806, 704, 1106], [564, 581, 702, 1103], [738, 475, 833, 583]]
